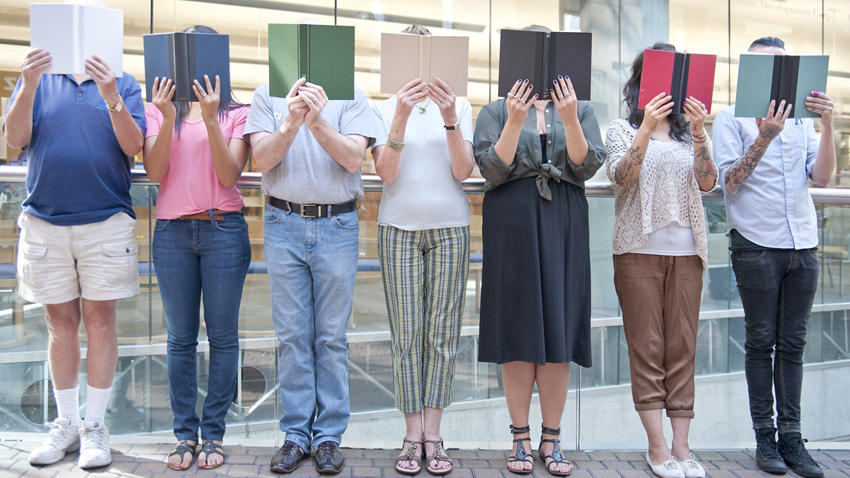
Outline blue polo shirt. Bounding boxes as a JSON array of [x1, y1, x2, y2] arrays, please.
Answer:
[[3, 74, 146, 226]]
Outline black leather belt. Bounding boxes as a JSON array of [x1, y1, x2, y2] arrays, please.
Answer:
[[268, 196, 357, 218]]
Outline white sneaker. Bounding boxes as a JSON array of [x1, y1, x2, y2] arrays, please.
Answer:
[[29, 417, 81, 465], [679, 454, 706, 478], [646, 453, 685, 478], [78, 421, 112, 468]]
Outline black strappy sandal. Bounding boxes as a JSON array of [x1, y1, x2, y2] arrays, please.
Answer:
[[507, 424, 534, 475], [198, 439, 226, 470], [539, 425, 573, 476], [166, 439, 197, 470]]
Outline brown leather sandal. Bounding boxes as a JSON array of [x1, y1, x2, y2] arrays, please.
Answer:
[[424, 438, 453, 476], [395, 439, 423, 475]]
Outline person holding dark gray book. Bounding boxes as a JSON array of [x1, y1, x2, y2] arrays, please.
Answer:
[[712, 36, 835, 478], [606, 43, 717, 478], [142, 24, 251, 472], [473, 24, 606, 477]]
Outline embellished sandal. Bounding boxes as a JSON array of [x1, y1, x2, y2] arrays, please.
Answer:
[[394, 438, 423, 475], [507, 424, 534, 475], [424, 438, 453, 476], [539, 425, 573, 476], [198, 439, 226, 470], [166, 439, 197, 470]]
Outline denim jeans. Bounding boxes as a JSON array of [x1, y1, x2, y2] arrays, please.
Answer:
[[731, 247, 819, 434], [152, 213, 251, 442], [263, 204, 358, 452]]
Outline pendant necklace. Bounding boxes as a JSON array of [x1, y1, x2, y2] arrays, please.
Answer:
[[416, 100, 430, 114]]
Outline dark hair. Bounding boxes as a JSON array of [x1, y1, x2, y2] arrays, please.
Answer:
[[623, 42, 690, 142], [173, 25, 243, 136], [522, 24, 552, 33], [748, 36, 785, 51], [401, 24, 432, 35]]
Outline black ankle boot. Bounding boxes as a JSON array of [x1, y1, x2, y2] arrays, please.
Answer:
[[755, 427, 787, 474], [778, 432, 824, 478]]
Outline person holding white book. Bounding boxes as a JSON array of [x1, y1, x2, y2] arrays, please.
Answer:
[[2, 0, 145, 469]]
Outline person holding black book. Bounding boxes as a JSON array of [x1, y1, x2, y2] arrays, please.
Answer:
[[606, 43, 717, 478], [142, 25, 252, 471], [472, 24, 606, 477], [712, 36, 835, 478], [371, 24, 475, 477]]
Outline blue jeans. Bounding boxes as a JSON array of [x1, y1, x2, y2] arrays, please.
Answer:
[[264, 204, 358, 451], [731, 247, 819, 434], [152, 213, 251, 442]]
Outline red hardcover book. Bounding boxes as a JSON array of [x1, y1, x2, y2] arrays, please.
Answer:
[[638, 49, 716, 114]]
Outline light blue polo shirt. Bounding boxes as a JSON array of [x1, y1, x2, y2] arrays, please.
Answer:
[[3, 74, 146, 226]]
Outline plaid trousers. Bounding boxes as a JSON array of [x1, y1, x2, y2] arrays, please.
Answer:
[[377, 224, 470, 413]]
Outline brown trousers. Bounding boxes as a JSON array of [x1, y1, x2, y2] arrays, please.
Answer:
[[613, 254, 703, 418]]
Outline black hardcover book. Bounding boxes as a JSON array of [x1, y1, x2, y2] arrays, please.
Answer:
[[497, 30, 591, 100], [143, 32, 231, 103]]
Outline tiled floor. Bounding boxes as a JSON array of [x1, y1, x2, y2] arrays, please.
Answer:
[[2, 441, 849, 478]]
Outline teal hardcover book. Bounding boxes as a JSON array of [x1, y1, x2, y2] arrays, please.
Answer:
[[268, 24, 355, 100], [735, 53, 828, 118]]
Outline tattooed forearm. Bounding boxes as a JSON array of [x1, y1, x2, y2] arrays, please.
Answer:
[[724, 138, 770, 194], [614, 144, 645, 188], [694, 143, 717, 190]]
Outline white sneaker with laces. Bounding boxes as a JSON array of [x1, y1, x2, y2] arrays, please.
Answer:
[[29, 417, 81, 465], [646, 453, 685, 478], [78, 421, 112, 468], [679, 454, 706, 478]]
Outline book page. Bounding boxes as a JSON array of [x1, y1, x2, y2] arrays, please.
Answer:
[[380, 33, 422, 95], [30, 4, 80, 75], [428, 36, 469, 97], [82, 6, 124, 77]]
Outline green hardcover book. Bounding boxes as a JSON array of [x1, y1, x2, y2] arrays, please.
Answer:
[[735, 53, 829, 118], [268, 24, 355, 100]]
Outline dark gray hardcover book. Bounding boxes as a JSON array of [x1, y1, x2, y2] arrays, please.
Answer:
[[143, 32, 231, 103], [497, 30, 592, 100]]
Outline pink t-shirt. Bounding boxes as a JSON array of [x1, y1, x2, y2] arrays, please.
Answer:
[[144, 104, 249, 219]]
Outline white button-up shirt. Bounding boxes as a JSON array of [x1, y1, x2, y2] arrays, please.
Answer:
[[712, 105, 820, 250]]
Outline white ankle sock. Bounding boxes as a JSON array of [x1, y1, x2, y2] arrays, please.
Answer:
[[53, 385, 80, 426], [83, 385, 112, 426]]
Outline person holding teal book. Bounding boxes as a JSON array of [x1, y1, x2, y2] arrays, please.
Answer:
[[371, 23, 475, 478], [712, 36, 835, 478]]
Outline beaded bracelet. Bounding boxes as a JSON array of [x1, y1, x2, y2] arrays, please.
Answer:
[[386, 135, 405, 151]]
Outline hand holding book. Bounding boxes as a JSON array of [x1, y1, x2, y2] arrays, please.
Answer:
[[20, 49, 51, 88], [683, 97, 708, 137], [394, 79, 429, 121], [150, 77, 177, 121], [192, 75, 220, 124], [755, 99, 792, 143], [85, 55, 120, 109], [505, 79, 536, 126], [639, 92, 674, 133], [428, 78, 459, 126], [550, 75, 578, 125], [298, 81, 330, 126], [805, 91, 834, 126], [285, 78, 310, 127]]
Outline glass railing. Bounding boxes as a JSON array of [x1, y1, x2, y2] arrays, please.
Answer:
[[0, 166, 848, 447]]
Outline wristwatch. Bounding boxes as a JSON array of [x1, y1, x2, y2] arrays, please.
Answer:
[[444, 122, 460, 130], [107, 97, 124, 114]]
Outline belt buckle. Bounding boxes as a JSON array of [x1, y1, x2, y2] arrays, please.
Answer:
[[300, 204, 320, 218]]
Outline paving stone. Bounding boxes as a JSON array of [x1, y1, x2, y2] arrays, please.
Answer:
[[225, 464, 261, 475], [20, 471, 55, 478], [475, 450, 504, 460], [617, 469, 652, 478], [588, 452, 618, 461], [574, 460, 608, 470], [133, 463, 170, 474], [722, 452, 753, 462], [713, 461, 745, 470], [731, 469, 772, 478], [696, 452, 727, 461], [362, 450, 394, 458], [52, 471, 91, 478], [823, 470, 850, 478], [459, 459, 491, 468], [825, 452, 850, 461], [563, 452, 591, 461], [602, 459, 635, 470], [614, 452, 644, 462], [589, 469, 622, 478], [706, 470, 739, 478], [564, 468, 594, 478], [469, 468, 504, 478]]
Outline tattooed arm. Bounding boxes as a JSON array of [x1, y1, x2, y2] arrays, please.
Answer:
[[613, 92, 673, 189], [723, 100, 791, 195], [693, 136, 717, 191]]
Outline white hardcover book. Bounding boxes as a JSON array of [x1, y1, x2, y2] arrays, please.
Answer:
[[30, 3, 124, 77]]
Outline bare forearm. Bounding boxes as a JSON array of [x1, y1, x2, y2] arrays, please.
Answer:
[[447, 131, 474, 181], [562, 118, 589, 166], [493, 119, 523, 166], [724, 136, 772, 195], [613, 127, 651, 189], [252, 117, 301, 174], [4, 85, 37, 149], [110, 108, 144, 157], [693, 139, 717, 191], [811, 124, 836, 187], [307, 117, 363, 174], [205, 120, 242, 188], [142, 120, 175, 183], [375, 113, 410, 183]]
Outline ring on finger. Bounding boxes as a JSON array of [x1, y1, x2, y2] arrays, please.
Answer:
[[507, 93, 515, 98]]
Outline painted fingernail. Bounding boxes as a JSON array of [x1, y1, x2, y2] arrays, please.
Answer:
[[565, 75, 569, 79], [523, 79, 528, 83], [533, 94, 538, 98], [558, 75, 563, 79], [550, 89, 555, 95], [554, 80, 558, 85], [812, 91, 819, 97], [528, 85, 533, 89]]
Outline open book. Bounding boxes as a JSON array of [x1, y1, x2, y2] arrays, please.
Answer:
[[268, 24, 355, 100], [380, 33, 469, 97], [29, 3, 124, 76], [143, 32, 232, 103], [735, 53, 829, 118], [638, 49, 716, 115], [497, 30, 591, 100]]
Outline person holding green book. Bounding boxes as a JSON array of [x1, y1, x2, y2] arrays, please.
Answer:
[[371, 23, 475, 478]]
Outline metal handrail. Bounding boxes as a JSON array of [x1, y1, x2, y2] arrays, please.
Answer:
[[3, 165, 850, 203]]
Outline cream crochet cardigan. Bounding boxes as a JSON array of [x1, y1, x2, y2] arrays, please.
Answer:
[[605, 118, 711, 269]]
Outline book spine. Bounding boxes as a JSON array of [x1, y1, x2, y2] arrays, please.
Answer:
[[187, 33, 197, 93], [73, 6, 81, 73], [300, 26, 309, 81], [784, 56, 800, 117], [174, 33, 189, 101], [770, 55, 783, 109], [541, 33, 551, 100], [671, 52, 686, 115], [420, 35, 430, 84]]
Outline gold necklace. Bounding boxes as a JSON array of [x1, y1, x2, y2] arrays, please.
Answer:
[[416, 100, 430, 114]]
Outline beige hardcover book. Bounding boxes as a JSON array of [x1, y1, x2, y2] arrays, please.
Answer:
[[380, 33, 469, 97]]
